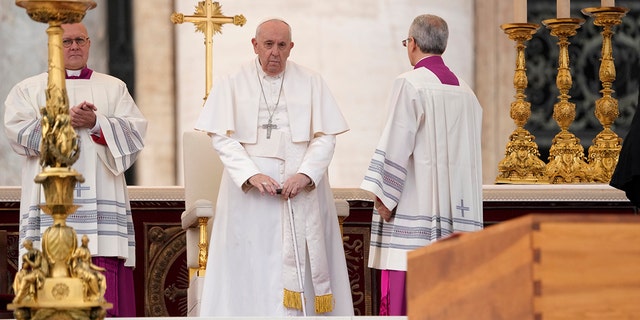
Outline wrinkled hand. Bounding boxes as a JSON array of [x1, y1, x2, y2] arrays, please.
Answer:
[[375, 198, 393, 222], [69, 101, 97, 129], [281, 173, 311, 199], [247, 173, 280, 196]]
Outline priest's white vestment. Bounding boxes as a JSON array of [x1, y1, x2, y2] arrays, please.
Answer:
[[361, 67, 483, 272], [4, 72, 147, 267], [195, 59, 354, 316]]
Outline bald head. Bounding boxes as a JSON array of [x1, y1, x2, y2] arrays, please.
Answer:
[[255, 18, 292, 40]]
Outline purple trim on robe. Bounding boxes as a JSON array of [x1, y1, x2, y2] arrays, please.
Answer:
[[414, 56, 459, 86], [65, 67, 93, 79], [379, 270, 407, 316], [92, 257, 137, 317]]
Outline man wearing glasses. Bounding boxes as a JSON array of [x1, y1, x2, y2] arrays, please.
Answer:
[[361, 14, 484, 316], [4, 22, 147, 317]]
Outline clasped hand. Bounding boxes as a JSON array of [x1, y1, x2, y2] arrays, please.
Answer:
[[69, 101, 97, 129], [248, 173, 311, 199]]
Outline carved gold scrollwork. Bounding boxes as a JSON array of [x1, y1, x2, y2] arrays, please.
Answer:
[[582, 6, 629, 183], [496, 23, 547, 184], [542, 18, 591, 184]]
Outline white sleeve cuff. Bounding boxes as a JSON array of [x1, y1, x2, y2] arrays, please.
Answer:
[[89, 121, 101, 135]]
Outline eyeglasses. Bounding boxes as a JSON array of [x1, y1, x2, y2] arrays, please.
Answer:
[[402, 37, 412, 47], [62, 37, 89, 48]]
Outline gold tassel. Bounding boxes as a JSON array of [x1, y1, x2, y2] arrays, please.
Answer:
[[315, 293, 334, 314], [283, 288, 303, 311]]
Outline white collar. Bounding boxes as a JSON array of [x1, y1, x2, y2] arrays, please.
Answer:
[[66, 69, 82, 77]]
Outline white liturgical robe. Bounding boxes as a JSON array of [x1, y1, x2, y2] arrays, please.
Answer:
[[361, 67, 484, 272], [4, 72, 147, 267], [195, 58, 353, 316]]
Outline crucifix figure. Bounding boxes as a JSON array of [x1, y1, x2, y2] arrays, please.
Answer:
[[171, 0, 246, 102]]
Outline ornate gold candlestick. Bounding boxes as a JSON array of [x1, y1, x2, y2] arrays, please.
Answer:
[[8, 1, 113, 320], [542, 18, 591, 184], [495, 23, 547, 184], [582, 6, 628, 183]]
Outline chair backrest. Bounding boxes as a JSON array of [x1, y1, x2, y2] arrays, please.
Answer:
[[183, 130, 224, 209], [182, 130, 224, 272]]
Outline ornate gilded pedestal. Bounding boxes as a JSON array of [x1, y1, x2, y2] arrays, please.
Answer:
[[8, 1, 112, 320], [495, 23, 547, 184], [582, 6, 628, 183], [541, 18, 591, 184]]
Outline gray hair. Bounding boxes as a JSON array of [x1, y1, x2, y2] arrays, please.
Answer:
[[255, 18, 292, 40], [409, 14, 448, 55]]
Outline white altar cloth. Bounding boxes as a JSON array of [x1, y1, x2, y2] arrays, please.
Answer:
[[0, 184, 629, 203], [111, 317, 406, 320]]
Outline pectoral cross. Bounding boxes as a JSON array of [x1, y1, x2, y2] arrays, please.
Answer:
[[262, 119, 278, 139], [171, 0, 246, 102]]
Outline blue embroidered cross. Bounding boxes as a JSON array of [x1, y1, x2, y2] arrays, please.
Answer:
[[75, 182, 90, 197], [456, 199, 469, 217]]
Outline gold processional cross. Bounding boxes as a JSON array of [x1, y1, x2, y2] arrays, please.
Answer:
[[171, 0, 246, 101], [171, 0, 244, 277]]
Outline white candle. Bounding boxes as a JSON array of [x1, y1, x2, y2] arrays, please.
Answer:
[[557, 0, 570, 18], [601, 0, 614, 7], [514, 0, 527, 23]]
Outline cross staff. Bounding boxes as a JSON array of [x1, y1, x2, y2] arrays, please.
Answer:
[[171, 0, 246, 102]]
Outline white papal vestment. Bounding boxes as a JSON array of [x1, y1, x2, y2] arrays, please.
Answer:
[[195, 59, 354, 316]]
